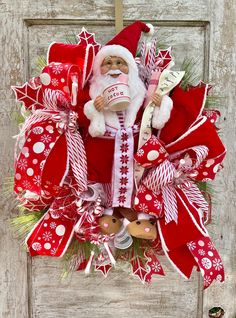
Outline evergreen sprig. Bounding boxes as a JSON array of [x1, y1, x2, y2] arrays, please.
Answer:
[[11, 209, 45, 242], [11, 111, 25, 125], [205, 95, 224, 109], [65, 32, 78, 45], [61, 238, 100, 279], [180, 57, 201, 90], [35, 55, 47, 74]]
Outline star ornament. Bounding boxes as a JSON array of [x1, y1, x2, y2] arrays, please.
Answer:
[[12, 82, 43, 110], [76, 27, 101, 54], [155, 47, 173, 70], [94, 262, 112, 278]]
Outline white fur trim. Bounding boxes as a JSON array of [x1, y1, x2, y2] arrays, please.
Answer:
[[46, 42, 56, 64], [84, 100, 106, 137], [103, 208, 113, 216], [146, 23, 154, 36], [124, 90, 146, 128], [93, 45, 139, 76], [82, 44, 94, 87], [103, 110, 120, 129], [138, 213, 151, 220], [152, 95, 173, 129]]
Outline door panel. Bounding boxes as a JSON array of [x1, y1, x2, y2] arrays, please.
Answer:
[[0, 1, 235, 317]]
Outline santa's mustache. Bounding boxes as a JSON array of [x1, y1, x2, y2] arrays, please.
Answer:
[[105, 70, 123, 76]]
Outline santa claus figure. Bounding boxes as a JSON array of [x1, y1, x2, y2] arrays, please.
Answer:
[[83, 21, 173, 238]]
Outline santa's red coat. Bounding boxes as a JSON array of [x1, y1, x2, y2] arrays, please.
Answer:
[[80, 107, 144, 183]]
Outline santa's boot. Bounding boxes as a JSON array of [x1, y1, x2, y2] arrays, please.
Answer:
[[98, 208, 122, 235], [125, 213, 157, 240]]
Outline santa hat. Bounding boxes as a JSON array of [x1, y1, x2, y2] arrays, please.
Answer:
[[93, 20, 154, 75]]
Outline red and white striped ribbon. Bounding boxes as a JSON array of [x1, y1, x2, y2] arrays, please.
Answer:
[[65, 112, 87, 193], [18, 108, 87, 193], [142, 145, 210, 223], [162, 185, 178, 223], [143, 159, 175, 192], [181, 182, 209, 215]]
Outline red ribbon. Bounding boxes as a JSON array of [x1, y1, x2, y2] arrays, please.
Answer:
[[14, 93, 87, 198], [134, 117, 226, 288]]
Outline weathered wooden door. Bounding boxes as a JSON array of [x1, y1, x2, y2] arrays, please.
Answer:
[[1, 1, 235, 317]]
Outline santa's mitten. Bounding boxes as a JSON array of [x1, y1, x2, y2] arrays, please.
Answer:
[[98, 208, 122, 235], [84, 100, 105, 137], [152, 95, 173, 129], [125, 213, 157, 240]]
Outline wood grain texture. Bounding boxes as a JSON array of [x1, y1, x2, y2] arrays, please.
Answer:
[[202, 0, 236, 317], [0, 1, 235, 317], [26, 19, 203, 317], [31, 256, 199, 318], [0, 6, 29, 318]]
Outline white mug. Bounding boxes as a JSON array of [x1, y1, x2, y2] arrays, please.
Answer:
[[103, 82, 130, 111]]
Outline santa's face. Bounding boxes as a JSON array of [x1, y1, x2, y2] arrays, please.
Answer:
[[100, 56, 129, 78]]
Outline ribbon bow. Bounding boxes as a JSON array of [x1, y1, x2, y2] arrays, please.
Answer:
[[25, 178, 105, 258], [14, 89, 87, 197], [143, 144, 209, 223], [133, 117, 226, 288], [134, 129, 225, 225]]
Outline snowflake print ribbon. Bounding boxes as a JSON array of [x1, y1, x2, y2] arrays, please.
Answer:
[[26, 209, 76, 257], [132, 117, 226, 288], [134, 126, 225, 224], [14, 101, 87, 197], [26, 182, 105, 258], [187, 237, 224, 289]]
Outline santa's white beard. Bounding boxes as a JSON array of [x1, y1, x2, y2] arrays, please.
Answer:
[[86, 68, 147, 130], [89, 71, 146, 101]]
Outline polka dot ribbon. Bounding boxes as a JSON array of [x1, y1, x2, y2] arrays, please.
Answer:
[[134, 136, 223, 223], [26, 210, 76, 257], [14, 108, 87, 196], [187, 236, 224, 289]]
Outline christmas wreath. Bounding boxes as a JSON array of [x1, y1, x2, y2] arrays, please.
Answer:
[[11, 21, 226, 288]]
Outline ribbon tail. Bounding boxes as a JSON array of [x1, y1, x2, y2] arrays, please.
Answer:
[[187, 236, 225, 289], [74, 210, 88, 233], [66, 130, 88, 193], [164, 245, 196, 279], [25, 211, 75, 257], [162, 185, 178, 224], [104, 242, 116, 265], [182, 182, 209, 217], [14, 112, 52, 165]]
